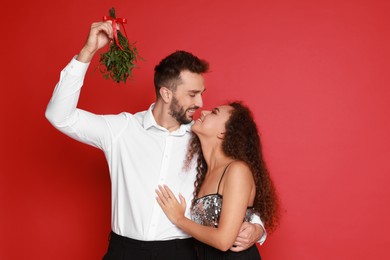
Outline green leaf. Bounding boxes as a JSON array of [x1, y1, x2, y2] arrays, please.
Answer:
[[98, 7, 141, 84]]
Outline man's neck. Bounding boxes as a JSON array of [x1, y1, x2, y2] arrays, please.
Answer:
[[152, 101, 182, 132]]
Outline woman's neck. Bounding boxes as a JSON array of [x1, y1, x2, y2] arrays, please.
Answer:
[[200, 139, 232, 173]]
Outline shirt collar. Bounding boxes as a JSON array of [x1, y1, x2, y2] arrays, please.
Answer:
[[143, 103, 193, 135]]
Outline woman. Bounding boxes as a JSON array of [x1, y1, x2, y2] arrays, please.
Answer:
[[156, 102, 280, 259]]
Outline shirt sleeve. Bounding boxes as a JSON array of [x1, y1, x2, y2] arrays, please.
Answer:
[[45, 57, 116, 151], [250, 214, 267, 245]]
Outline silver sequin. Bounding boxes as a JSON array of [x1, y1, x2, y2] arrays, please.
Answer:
[[191, 194, 255, 228]]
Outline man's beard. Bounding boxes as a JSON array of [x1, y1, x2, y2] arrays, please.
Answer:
[[169, 96, 197, 125]]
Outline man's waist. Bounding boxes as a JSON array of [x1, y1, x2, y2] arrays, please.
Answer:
[[112, 224, 191, 241], [109, 231, 193, 248]]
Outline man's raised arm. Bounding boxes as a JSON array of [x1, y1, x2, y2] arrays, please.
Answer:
[[45, 21, 118, 150]]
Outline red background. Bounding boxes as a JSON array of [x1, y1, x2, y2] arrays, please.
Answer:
[[2, 0, 390, 259]]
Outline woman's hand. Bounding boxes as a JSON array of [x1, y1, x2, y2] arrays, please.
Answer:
[[156, 185, 187, 225]]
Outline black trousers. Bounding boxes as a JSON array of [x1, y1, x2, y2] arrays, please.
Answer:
[[195, 240, 261, 260], [102, 231, 197, 260]]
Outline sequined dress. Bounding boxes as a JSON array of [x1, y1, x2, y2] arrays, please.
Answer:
[[190, 164, 261, 260]]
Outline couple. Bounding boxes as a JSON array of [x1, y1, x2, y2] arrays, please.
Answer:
[[45, 20, 279, 259]]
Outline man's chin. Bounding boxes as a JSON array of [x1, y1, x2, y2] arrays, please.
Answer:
[[184, 119, 193, 124], [180, 116, 193, 125]]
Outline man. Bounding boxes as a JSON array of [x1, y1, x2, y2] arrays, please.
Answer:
[[45, 20, 265, 259]]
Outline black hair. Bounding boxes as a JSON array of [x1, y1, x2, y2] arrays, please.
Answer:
[[154, 50, 209, 98]]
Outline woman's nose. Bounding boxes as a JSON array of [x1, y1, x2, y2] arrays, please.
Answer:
[[201, 110, 210, 117]]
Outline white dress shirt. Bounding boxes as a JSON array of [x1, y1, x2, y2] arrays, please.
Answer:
[[46, 57, 266, 243]]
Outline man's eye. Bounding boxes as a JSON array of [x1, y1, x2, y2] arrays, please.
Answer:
[[189, 94, 196, 97]]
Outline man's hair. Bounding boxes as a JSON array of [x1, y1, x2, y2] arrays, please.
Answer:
[[154, 50, 209, 98]]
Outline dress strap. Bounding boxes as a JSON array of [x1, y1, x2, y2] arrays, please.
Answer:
[[217, 161, 235, 194]]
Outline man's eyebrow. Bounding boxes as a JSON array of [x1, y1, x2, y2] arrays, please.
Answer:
[[188, 89, 204, 94]]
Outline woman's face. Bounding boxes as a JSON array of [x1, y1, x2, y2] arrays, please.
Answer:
[[192, 105, 233, 138]]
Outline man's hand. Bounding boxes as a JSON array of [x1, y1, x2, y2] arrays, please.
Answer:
[[230, 222, 264, 252], [77, 21, 115, 63]]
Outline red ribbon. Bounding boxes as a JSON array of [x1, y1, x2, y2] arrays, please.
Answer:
[[103, 16, 128, 50]]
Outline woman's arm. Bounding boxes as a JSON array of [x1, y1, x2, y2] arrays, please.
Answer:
[[156, 162, 255, 251]]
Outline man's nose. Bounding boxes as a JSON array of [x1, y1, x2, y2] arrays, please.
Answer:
[[195, 95, 203, 108]]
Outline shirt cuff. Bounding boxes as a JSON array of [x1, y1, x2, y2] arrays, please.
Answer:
[[251, 214, 267, 245], [65, 55, 90, 77]]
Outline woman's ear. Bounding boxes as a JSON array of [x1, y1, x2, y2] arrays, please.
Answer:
[[217, 132, 225, 140], [160, 87, 172, 103]]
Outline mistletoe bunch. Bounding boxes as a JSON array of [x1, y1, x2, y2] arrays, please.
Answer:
[[99, 8, 140, 84]]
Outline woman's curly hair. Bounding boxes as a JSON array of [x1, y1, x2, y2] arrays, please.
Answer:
[[185, 101, 281, 232]]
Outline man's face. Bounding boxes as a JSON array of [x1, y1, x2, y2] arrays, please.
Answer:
[[169, 70, 205, 124]]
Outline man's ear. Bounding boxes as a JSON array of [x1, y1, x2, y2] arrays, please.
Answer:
[[217, 132, 225, 140], [160, 87, 172, 103]]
